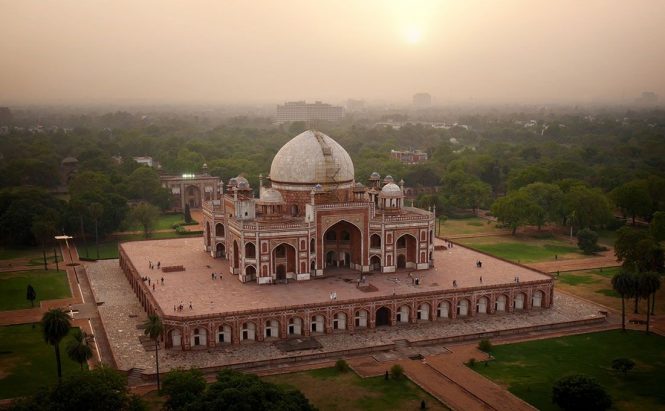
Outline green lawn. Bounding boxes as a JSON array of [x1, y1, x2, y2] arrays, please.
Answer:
[[457, 235, 581, 263], [438, 217, 507, 236], [473, 330, 665, 411], [263, 367, 447, 411], [78, 231, 201, 260], [0, 246, 51, 261], [124, 213, 197, 231], [0, 324, 86, 399], [0, 270, 71, 310]]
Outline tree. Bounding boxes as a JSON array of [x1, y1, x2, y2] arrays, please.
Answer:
[[125, 167, 170, 209], [143, 314, 164, 391], [66, 328, 93, 370], [162, 368, 206, 411], [611, 271, 636, 331], [651, 211, 665, 242], [611, 358, 635, 376], [390, 364, 405, 379], [13, 365, 144, 411], [41, 308, 72, 382], [611, 180, 652, 225], [638, 272, 661, 335], [577, 228, 600, 255], [491, 191, 538, 235], [614, 227, 664, 274], [185, 368, 315, 410], [478, 338, 493, 353], [26, 284, 36, 307], [521, 182, 564, 230], [335, 359, 350, 372], [31, 212, 58, 270], [563, 186, 612, 231], [552, 374, 612, 411], [184, 204, 192, 224], [128, 202, 160, 238], [89, 202, 104, 259]]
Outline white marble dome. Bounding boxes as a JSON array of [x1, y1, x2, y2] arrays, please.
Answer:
[[380, 182, 403, 197], [260, 188, 284, 203], [270, 130, 355, 187]]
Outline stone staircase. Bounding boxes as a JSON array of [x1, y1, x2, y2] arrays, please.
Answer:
[[127, 368, 146, 387]]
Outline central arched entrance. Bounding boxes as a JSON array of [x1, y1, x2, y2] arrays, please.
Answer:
[[376, 307, 391, 327], [395, 234, 417, 269], [185, 185, 201, 208], [323, 220, 362, 272], [272, 243, 296, 280]]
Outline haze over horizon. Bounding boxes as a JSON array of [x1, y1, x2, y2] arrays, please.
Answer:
[[1, 0, 664, 106]]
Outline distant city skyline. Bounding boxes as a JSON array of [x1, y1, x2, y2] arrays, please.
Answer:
[[1, 1, 664, 105]]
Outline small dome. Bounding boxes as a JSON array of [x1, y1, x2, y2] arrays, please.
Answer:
[[227, 177, 238, 187], [383, 175, 394, 184], [236, 176, 250, 190], [260, 188, 283, 203], [380, 182, 403, 197], [61, 156, 78, 165], [369, 171, 380, 180]]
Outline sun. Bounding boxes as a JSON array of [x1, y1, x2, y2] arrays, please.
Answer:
[[404, 25, 423, 44]]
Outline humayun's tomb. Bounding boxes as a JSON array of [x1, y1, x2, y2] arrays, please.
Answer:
[[118, 130, 555, 350]]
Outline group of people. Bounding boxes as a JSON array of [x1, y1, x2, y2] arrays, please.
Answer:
[[142, 276, 165, 291], [211, 272, 222, 280], [329, 291, 337, 301], [148, 260, 161, 270], [444, 240, 454, 248], [475, 260, 483, 268], [174, 301, 193, 311]]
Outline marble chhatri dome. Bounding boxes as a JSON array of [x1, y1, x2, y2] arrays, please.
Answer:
[[269, 130, 355, 189]]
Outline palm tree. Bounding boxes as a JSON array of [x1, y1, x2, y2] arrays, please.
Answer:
[[612, 271, 636, 332], [66, 328, 93, 370], [42, 308, 72, 382], [143, 315, 164, 391], [650, 274, 661, 315], [639, 272, 661, 335]]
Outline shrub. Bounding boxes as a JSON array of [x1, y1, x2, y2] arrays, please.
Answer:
[[468, 358, 476, 367], [478, 338, 493, 353], [390, 364, 404, 379], [552, 374, 612, 411], [577, 228, 601, 254], [611, 358, 635, 376], [335, 359, 349, 372]]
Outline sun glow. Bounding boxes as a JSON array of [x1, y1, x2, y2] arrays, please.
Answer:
[[404, 25, 423, 44]]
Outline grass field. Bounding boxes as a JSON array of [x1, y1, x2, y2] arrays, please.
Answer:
[[0, 324, 86, 399], [124, 213, 190, 231], [456, 234, 582, 263], [0, 270, 71, 310], [262, 367, 448, 411], [76, 231, 201, 260], [473, 330, 665, 411], [438, 217, 507, 236], [556, 267, 665, 315]]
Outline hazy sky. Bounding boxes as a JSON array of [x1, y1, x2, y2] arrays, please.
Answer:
[[1, 0, 664, 105]]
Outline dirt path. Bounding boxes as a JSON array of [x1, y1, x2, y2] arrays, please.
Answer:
[[525, 249, 620, 273]]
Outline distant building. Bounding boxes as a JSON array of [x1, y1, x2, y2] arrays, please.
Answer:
[[160, 173, 222, 211], [391, 149, 428, 165], [276, 101, 344, 123], [0, 107, 13, 125], [346, 99, 365, 112], [133, 156, 154, 167], [636, 91, 658, 104], [412, 93, 432, 107]]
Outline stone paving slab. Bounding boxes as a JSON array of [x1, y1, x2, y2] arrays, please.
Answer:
[[121, 237, 551, 317], [87, 259, 604, 373]]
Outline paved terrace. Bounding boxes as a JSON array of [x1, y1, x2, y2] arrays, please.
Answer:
[[86, 257, 603, 372], [120, 237, 550, 317]]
